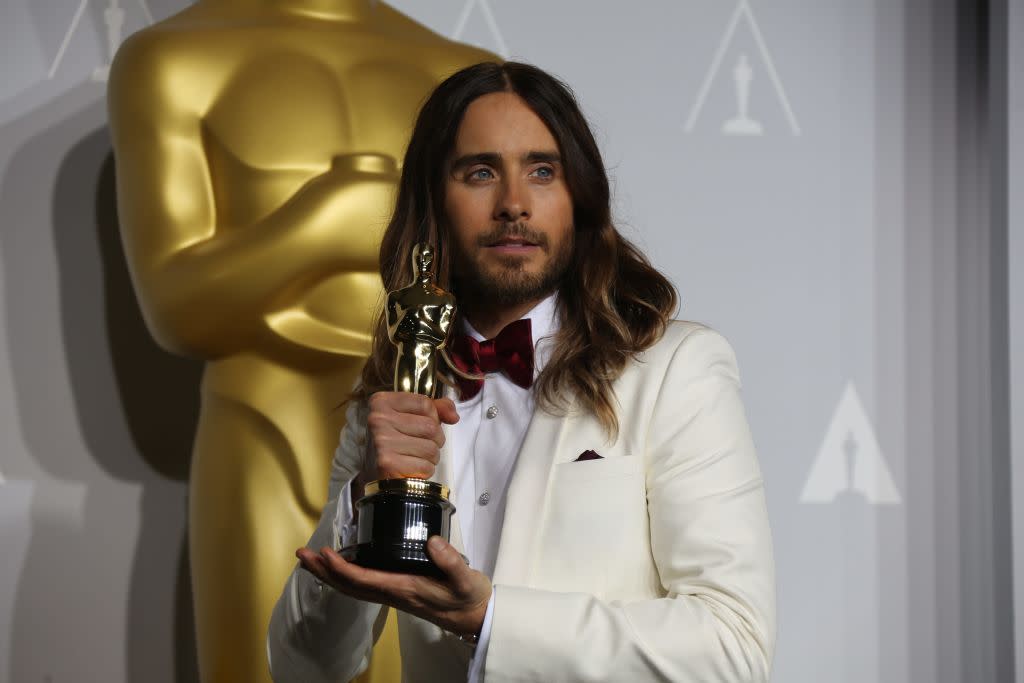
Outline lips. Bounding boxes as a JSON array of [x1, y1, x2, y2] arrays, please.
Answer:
[[488, 237, 538, 248], [477, 222, 548, 252]]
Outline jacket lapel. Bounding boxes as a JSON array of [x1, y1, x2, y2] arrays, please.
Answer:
[[491, 406, 569, 586]]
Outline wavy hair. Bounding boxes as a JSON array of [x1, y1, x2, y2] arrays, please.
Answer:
[[357, 62, 677, 438]]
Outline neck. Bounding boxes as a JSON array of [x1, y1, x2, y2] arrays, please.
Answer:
[[460, 297, 544, 340], [248, 0, 375, 20]]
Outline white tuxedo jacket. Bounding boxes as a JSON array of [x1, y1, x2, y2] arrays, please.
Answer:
[[267, 322, 776, 682]]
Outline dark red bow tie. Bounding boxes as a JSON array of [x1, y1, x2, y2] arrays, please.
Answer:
[[448, 318, 534, 400]]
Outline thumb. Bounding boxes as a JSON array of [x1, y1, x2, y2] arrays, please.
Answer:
[[434, 398, 460, 425], [426, 536, 469, 584]]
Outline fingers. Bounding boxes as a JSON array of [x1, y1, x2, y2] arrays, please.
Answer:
[[424, 537, 492, 636], [377, 453, 436, 480], [370, 392, 441, 418], [392, 413, 447, 445], [435, 398, 460, 425], [296, 547, 329, 580], [303, 544, 490, 638], [318, 548, 382, 593], [314, 547, 420, 609], [425, 536, 472, 594], [374, 427, 441, 461], [368, 392, 460, 481]]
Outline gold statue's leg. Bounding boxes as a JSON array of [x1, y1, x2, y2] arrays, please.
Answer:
[[190, 393, 315, 683], [188, 369, 403, 683]]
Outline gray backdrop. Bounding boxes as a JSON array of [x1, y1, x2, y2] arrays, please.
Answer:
[[1009, 0, 1023, 679], [0, 1, 1018, 682]]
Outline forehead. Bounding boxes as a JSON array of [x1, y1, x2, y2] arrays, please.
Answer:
[[453, 92, 558, 153]]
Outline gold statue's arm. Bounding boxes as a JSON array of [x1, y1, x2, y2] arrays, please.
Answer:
[[107, 36, 396, 359]]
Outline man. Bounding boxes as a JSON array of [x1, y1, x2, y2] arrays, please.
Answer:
[[267, 62, 775, 682]]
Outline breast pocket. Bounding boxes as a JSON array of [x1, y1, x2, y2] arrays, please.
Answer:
[[533, 456, 650, 597], [553, 454, 645, 483]]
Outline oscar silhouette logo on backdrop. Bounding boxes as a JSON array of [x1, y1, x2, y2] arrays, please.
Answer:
[[107, 2, 497, 682], [452, 0, 509, 59], [49, 0, 153, 82], [800, 381, 902, 505], [684, 0, 801, 137]]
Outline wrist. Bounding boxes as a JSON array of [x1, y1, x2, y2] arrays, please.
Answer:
[[457, 631, 479, 646], [463, 587, 491, 639], [452, 613, 483, 647], [447, 587, 490, 642]]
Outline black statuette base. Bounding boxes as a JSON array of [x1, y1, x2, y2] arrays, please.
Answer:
[[340, 540, 446, 579], [339, 485, 463, 579]]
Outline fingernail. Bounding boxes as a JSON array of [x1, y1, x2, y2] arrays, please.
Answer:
[[428, 536, 445, 552]]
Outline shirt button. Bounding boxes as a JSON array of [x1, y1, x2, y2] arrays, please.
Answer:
[[478, 491, 491, 506], [485, 405, 499, 419]]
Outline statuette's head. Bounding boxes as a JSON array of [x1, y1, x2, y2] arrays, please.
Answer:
[[414, 243, 436, 277]]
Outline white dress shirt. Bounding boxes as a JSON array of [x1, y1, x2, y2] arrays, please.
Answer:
[[336, 294, 559, 681], [448, 293, 558, 577]]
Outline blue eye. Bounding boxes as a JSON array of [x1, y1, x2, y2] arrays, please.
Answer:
[[469, 168, 494, 180], [532, 166, 554, 179]]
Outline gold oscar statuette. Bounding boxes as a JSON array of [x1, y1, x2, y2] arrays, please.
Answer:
[[341, 243, 467, 577]]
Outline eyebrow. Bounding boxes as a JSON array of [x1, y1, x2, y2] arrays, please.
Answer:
[[449, 150, 562, 171]]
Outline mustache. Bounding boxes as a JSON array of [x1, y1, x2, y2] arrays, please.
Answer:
[[476, 222, 549, 249]]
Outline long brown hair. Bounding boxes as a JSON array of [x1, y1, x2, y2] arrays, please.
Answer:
[[358, 62, 677, 438]]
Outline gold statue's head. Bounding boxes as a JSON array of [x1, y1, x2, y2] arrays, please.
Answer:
[[413, 242, 435, 279]]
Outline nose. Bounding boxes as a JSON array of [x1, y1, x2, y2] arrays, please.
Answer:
[[493, 176, 531, 222]]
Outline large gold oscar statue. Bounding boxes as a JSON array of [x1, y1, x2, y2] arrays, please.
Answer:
[[106, 2, 495, 680]]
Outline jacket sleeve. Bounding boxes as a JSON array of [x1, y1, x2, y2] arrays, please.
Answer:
[[267, 399, 388, 683], [483, 327, 776, 682]]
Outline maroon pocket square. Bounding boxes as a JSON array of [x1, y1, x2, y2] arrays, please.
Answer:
[[574, 450, 603, 462]]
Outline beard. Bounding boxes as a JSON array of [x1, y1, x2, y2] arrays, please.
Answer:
[[453, 221, 574, 307]]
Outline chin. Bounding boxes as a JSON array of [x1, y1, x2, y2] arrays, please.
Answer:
[[482, 262, 536, 283], [485, 252, 542, 271]]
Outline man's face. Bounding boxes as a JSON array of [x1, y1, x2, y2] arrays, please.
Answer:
[[444, 92, 574, 307]]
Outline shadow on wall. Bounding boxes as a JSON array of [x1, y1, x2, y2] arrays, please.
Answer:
[[0, 85, 201, 683]]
